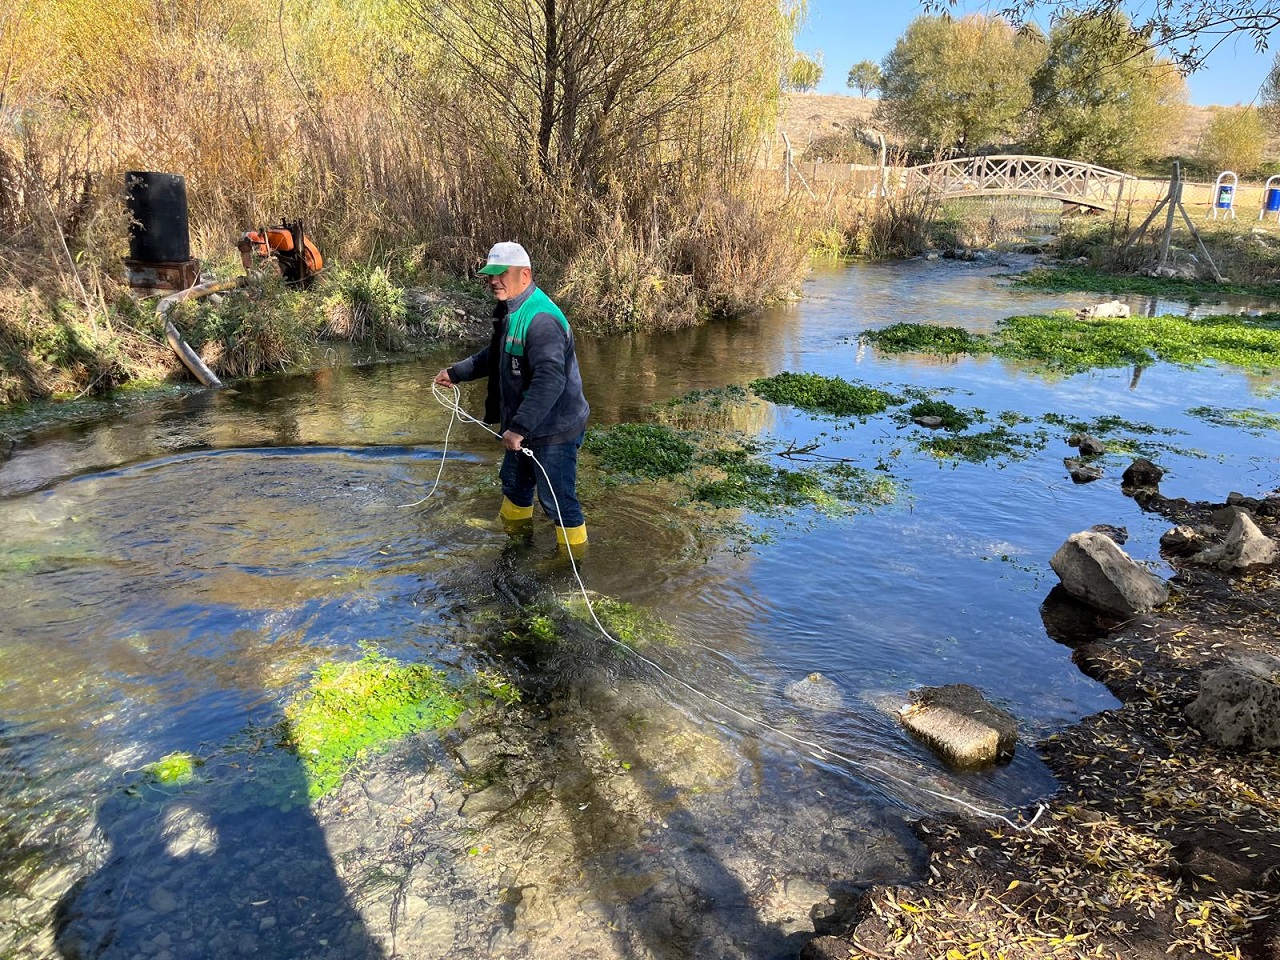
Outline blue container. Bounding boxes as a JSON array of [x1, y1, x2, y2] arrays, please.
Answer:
[[1266, 188, 1280, 213], [1215, 184, 1234, 208]]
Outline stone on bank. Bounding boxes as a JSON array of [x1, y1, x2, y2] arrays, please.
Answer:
[[1050, 530, 1169, 616], [1186, 653, 1280, 751]]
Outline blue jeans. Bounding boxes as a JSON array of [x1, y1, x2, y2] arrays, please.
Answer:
[[500, 432, 585, 528]]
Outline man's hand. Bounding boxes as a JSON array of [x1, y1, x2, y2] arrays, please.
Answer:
[[434, 369, 455, 387], [501, 430, 524, 452]]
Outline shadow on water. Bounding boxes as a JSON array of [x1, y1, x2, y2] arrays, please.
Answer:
[[52, 713, 387, 960], [438, 545, 927, 959]]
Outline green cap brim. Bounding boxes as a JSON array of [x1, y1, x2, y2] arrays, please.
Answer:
[[478, 264, 509, 275]]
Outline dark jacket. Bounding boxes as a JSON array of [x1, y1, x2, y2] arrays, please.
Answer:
[[448, 284, 589, 444]]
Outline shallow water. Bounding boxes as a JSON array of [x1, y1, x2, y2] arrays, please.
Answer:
[[3, 256, 1279, 958]]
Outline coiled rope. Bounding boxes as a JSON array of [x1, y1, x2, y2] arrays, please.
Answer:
[[408, 381, 1046, 832]]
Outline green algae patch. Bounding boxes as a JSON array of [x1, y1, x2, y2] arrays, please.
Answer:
[[862, 323, 983, 356], [144, 751, 201, 786], [862, 313, 1280, 374], [1008, 265, 1280, 301], [916, 425, 1051, 464], [283, 647, 464, 799], [749, 372, 903, 417], [565, 594, 677, 648], [901, 399, 975, 431], [1187, 405, 1280, 435], [584, 422, 696, 480], [585, 417, 900, 518], [658, 385, 755, 430], [691, 448, 897, 514]]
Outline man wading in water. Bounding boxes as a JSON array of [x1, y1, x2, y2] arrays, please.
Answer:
[[435, 242, 590, 557]]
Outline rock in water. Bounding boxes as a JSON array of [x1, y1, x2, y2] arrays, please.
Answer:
[[899, 683, 1017, 768], [783, 672, 845, 713], [1050, 531, 1169, 616]]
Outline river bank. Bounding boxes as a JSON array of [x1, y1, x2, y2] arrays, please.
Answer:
[[812, 489, 1280, 960]]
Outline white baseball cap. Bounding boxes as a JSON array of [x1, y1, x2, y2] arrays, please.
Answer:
[[479, 241, 532, 275]]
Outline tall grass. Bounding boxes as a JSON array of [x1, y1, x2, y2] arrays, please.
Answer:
[[0, 0, 808, 401]]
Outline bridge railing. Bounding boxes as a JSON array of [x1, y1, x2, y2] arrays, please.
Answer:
[[902, 155, 1138, 210]]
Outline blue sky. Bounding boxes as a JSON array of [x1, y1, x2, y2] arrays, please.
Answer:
[[795, 1, 1277, 107]]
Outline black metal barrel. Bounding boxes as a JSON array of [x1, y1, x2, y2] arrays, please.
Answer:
[[124, 171, 190, 263]]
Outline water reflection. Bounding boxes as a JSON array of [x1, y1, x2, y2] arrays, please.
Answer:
[[2, 257, 1278, 958]]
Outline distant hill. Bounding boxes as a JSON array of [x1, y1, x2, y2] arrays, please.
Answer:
[[780, 93, 1279, 171]]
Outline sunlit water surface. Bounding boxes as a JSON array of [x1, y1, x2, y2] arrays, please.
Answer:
[[3, 256, 1278, 958]]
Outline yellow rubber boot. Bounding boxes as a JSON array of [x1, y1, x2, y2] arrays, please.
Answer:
[[555, 523, 588, 559], [499, 497, 534, 536]]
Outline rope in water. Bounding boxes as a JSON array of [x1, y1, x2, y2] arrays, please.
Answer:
[[410, 381, 1047, 832]]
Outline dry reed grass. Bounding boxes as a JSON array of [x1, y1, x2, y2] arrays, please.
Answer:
[[0, 0, 803, 400]]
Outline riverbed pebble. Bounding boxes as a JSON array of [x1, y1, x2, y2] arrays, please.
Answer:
[[783, 672, 845, 712]]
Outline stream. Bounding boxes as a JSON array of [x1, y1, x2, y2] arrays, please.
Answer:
[[2, 254, 1278, 959]]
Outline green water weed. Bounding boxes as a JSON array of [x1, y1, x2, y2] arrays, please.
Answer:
[[863, 313, 1280, 374], [143, 751, 201, 786], [901, 399, 975, 431], [749, 372, 903, 417], [282, 646, 464, 799], [862, 323, 983, 356], [690, 450, 896, 514], [1187, 406, 1280, 435], [564, 595, 677, 648], [1009, 265, 1280, 301], [584, 423, 697, 480], [917, 426, 1051, 464]]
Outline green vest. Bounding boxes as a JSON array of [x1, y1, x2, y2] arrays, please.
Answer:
[[504, 286, 569, 357]]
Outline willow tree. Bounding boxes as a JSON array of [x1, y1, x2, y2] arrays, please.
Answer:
[[402, 0, 791, 192], [1198, 106, 1268, 175], [876, 15, 1046, 153], [927, 0, 1277, 74], [1264, 51, 1280, 131], [1028, 10, 1186, 168]]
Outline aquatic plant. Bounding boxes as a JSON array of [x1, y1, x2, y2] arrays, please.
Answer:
[[749, 372, 903, 417], [282, 646, 464, 799], [862, 313, 1280, 374], [862, 323, 983, 355], [1187, 406, 1280, 435], [1009, 265, 1280, 301], [1000, 312, 1280, 373], [902, 399, 975, 431], [917, 426, 1050, 464], [584, 423, 697, 480], [1041, 413, 1180, 437], [656, 385, 758, 431], [691, 449, 896, 514], [564, 594, 677, 648], [143, 752, 201, 786]]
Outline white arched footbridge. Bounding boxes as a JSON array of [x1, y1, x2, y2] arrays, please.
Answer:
[[903, 155, 1136, 211]]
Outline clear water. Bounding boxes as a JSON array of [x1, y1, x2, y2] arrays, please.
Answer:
[[3, 256, 1279, 957]]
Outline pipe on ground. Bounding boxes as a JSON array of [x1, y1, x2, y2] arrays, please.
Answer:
[[156, 277, 247, 388]]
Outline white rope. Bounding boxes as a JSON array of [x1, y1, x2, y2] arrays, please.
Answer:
[[419, 382, 1047, 833], [396, 382, 464, 508]]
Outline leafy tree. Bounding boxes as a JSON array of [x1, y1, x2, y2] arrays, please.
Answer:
[[1263, 51, 1280, 131], [1029, 10, 1187, 168], [846, 59, 881, 97], [1198, 106, 1268, 175], [786, 51, 824, 92], [876, 14, 1045, 152], [924, 0, 1278, 73]]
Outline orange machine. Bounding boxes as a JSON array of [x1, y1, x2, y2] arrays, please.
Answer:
[[238, 219, 323, 286]]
